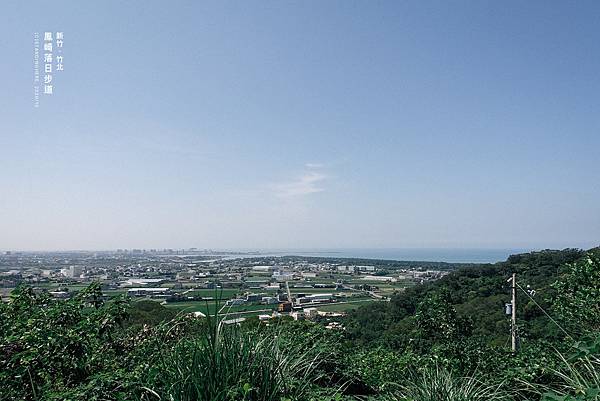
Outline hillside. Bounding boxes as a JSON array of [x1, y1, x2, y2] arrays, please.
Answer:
[[347, 248, 590, 346], [1, 248, 599, 400]]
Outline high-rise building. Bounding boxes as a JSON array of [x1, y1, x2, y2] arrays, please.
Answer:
[[68, 265, 82, 278]]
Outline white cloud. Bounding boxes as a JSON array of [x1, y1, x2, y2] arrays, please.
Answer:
[[274, 171, 328, 198], [305, 162, 324, 169]]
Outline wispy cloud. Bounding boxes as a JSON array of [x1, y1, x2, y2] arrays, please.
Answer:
[[274, 168, 328, 198]]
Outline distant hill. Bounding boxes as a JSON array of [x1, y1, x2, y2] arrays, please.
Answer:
[[347, 247, 594, 347]]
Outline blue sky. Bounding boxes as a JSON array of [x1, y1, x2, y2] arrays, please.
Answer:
[[1, 1, 599, 251]]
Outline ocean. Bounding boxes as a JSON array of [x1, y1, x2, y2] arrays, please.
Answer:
[[243, 248, 530, 264]]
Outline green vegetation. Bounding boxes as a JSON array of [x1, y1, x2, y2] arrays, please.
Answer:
[[141, 313, 325, 401], [164, 300, 279, 316], [0, 285, 335, 400], [1, 248, 599, 400], [343, 248, 600, 400], [310, 300, 373, 313], [393, 365, 510, 401], [127, 299, 179, 327]]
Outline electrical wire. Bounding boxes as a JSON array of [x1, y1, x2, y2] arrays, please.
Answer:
[[515, 282, 573, 340]]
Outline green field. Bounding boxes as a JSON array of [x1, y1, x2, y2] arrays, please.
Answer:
[[163, 300, 219, 314], [163, 300, 278, 316], [103, 290, 127, 296]]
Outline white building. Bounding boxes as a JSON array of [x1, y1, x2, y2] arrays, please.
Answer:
[[122, 278, 165, 286], [65, 265, 82, 278], [190, 311, 206, 318], [361, 275, 397, 282], [264, 284, 281, 290], [127, 288, 170, 297], [252, 265, 273, 272], [225, 298, 246, 306], [262, 296, 279, 304], [290, 310, 305, 320], [272, 272, 294, 282], [49, 291, 70, 299], [297, 293, 334, 304], [222, 317, 246, 325], [303, 307, 318, 319]]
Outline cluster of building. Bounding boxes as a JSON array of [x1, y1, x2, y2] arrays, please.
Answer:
[[0, 251, 451, 307]]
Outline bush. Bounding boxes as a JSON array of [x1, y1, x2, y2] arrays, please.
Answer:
[[0, 284, 130, 400]]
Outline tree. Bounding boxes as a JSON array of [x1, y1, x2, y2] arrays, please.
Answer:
[[552, 254, 600, 335], [412, 291, 472, 354]]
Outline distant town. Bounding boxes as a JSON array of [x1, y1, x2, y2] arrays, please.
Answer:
[[0, 249, 465, 326]]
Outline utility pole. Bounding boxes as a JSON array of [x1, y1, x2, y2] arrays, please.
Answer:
[[511, 273, 517, 353]]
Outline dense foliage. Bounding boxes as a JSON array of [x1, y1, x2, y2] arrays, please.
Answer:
[[1, 248, 599, 400], [344, 248, 600, 400]]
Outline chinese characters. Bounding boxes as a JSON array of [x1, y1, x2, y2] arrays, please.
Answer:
[[42, 31, 64, 96]]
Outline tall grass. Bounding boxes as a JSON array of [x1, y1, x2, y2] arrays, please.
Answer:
[[139, 300, 324, 401], [391, 364, 511, 401], [530, 351, 600, 400]]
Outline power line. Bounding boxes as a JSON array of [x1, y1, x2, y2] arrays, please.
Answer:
[[515, 281, 573, 340]]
